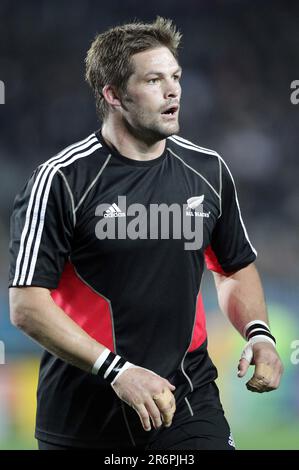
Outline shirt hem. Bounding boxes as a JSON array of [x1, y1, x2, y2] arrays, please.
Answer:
[[221, 254, 257, 274], [8, 278, 59, 289]]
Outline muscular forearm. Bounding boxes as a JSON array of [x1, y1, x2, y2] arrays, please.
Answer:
[[213, 263, 283, 393], [213, 263, 269, 337], [9, 286, 177, 431], [9, 286, 105, 372]]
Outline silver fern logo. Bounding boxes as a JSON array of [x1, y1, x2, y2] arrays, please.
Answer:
[[186, 195, 210, 218], [187, 195, 205, 209]]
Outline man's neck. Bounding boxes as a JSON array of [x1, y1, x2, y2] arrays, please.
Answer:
[[101, 120, 166, 161]]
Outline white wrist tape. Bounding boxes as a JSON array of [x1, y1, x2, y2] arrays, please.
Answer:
[[241, 342, 254, 363], [110, 361, 136, 386], [249, 335, 276, 348], [241, 319, 276, 363], [241, 335, 276, 363]]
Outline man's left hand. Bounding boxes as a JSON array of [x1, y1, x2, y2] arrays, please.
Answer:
[[238, 341, 284, 393]]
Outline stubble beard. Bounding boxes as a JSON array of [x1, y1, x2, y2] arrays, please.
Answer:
[[124, 111, 180, 145], [152, 117, 180, 139], [121, 92, 180, 143]]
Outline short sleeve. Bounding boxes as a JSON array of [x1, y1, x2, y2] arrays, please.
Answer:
[[205, 158, 257, 274], [9, 166, 74, 289]]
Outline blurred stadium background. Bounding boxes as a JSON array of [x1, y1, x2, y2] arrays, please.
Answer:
[[0, 0, 298, 450]]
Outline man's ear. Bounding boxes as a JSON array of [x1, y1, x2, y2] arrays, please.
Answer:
[[102, 85, 122, 109]]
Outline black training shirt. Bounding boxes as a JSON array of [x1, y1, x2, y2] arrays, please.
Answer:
[[9, 131, 256, 447]]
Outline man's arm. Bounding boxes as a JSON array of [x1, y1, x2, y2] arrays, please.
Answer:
[[9, 287, 176, 430], [212, 262, 284, 392], [10, 286, 107, 369]]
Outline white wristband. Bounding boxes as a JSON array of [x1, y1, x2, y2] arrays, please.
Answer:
[[91, 348, 136, 384], [243, 320, 276, 346], [249, 335, 276, 348], [243, 319, 270, 339]]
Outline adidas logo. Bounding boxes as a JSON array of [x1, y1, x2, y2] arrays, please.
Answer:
[[104, 203, 126, 218], [186, 195, 210, 218]]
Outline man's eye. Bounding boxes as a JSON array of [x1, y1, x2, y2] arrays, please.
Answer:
[[173, 75, 181, 81], [148, 78, 159, 84]]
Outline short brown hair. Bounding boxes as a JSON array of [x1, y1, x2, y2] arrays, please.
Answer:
[[85, 17, 182, 121]]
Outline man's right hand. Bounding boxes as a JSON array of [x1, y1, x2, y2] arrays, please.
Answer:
[[111, 366, 176, 432]]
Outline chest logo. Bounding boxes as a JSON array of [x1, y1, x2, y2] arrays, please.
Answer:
[[104, 203, 126, 218], [95, 195, 207, 251], [186, 195, 210, 218]]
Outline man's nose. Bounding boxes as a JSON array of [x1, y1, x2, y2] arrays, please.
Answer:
[[164, 79, 181, 99]]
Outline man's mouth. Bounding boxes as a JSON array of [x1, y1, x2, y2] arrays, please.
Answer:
[[161, 105, 179, 118]]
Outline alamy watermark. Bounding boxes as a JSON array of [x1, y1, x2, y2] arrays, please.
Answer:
[[94, 195, 210, 250], [0, 340, 5, 364], [0, 80, 5, 104], [290, 80, 299, 104], [290, 340, 299, 365]]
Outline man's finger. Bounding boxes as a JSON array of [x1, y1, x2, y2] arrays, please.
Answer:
[[145, 399, 163, 430], [133, 403, 151, 431], [246, 363, 274, 392], [237, 357, 250, 378], [238, 341, 253, 377], [152, 388, 176, 427], [166, 380, 176, 391], [160, 398, 176, 427]]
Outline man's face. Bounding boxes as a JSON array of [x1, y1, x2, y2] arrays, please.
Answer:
[[120, 47, 182, 142]]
